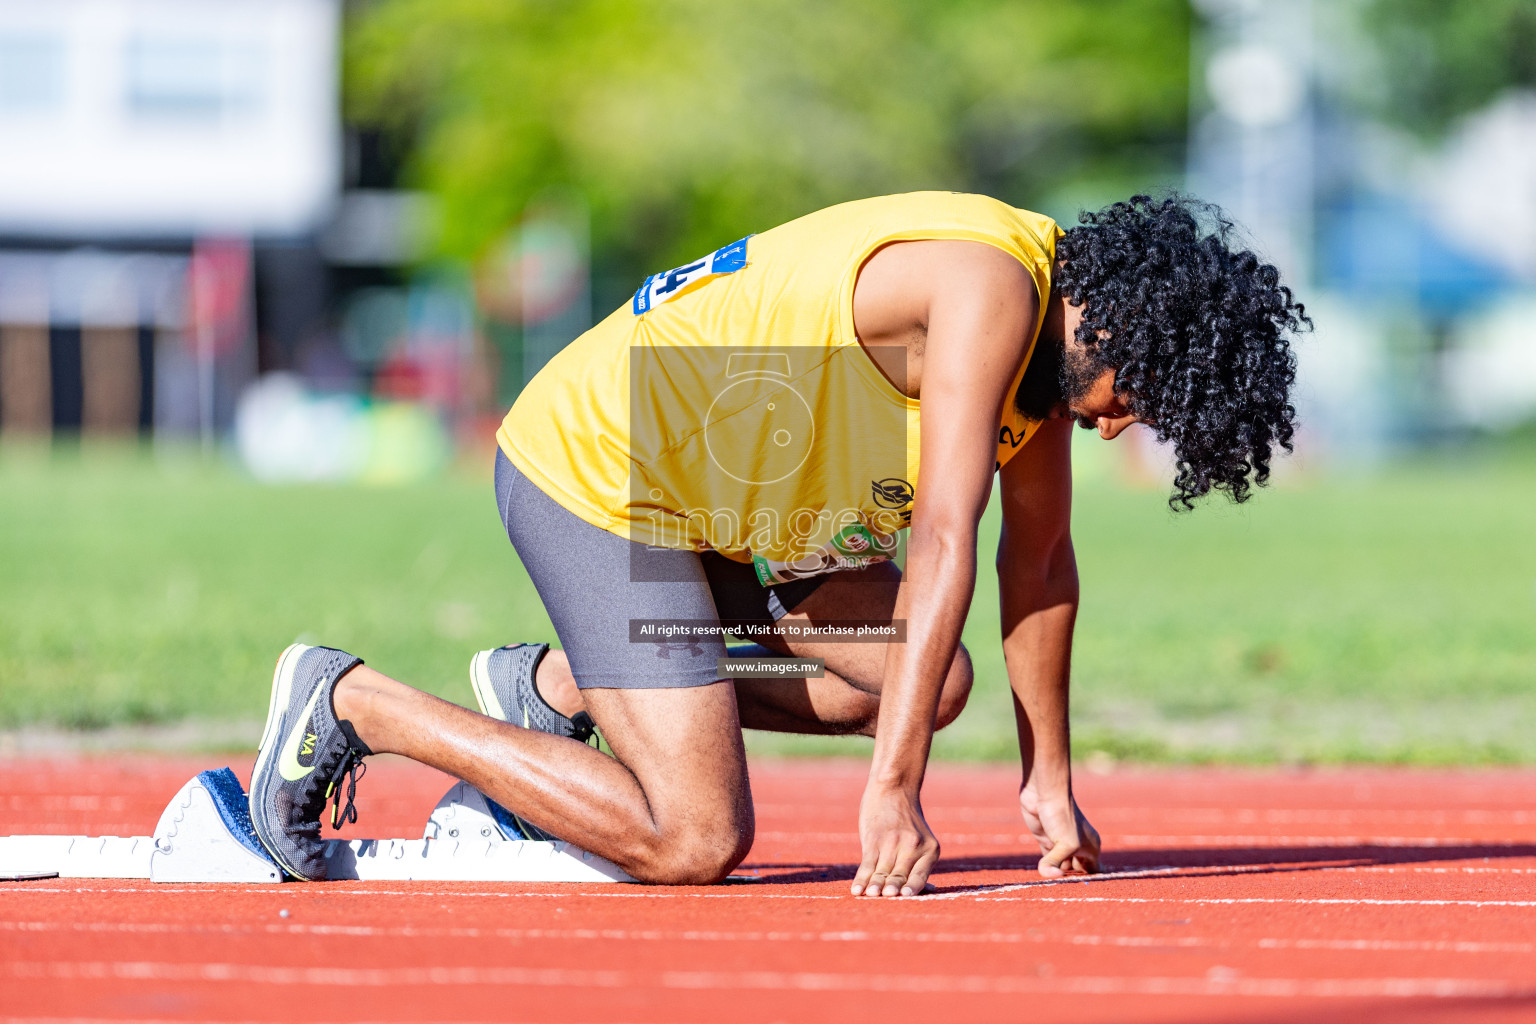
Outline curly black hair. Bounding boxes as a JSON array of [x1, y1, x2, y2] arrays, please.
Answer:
[[1052, 193, 1309, 509]]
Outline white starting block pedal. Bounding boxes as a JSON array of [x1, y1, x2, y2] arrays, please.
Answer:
[[322, 780, 632, 883], [0, 768, 632, 884], [153, 767, 286, 882]]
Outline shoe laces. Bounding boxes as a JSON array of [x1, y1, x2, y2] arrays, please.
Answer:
[[569, 710, 598, 747], [325, 747, 367, 830]]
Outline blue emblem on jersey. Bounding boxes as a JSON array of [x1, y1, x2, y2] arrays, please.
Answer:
[[632, 235, 752, 314]]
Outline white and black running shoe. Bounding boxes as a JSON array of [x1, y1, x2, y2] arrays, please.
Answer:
[[249, 643, 372, 880]]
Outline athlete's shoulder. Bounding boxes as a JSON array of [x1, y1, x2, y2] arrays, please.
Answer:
[[792, 191, 1056, 245], [773, 190, 1042, 225]]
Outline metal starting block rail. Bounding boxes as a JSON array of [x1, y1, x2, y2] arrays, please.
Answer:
[[0, 768, 633, 884]]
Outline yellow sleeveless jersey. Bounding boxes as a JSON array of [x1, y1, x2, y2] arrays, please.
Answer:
[[497, 192, 1060, 584]]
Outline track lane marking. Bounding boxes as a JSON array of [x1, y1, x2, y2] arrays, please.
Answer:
[[5, 919, 1534, 954], [925, 861, 1536, 897], [972, 895, 1536, 906], [6, 961, 1535, 998], [3, 1019, 277, 1024], [1350, 865, 1536, 874], [753, 831, 1536, 847], [6, 883, 1536, 905], [747, 806, 1536, 825], [924, 862, 1318, 894], [0, 1019, 625, 1024]]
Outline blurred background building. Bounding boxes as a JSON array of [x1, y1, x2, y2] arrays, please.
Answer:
[[0, 0, 498, 482], [2, 0, 1534, 480], [0, 0, 336, 452]]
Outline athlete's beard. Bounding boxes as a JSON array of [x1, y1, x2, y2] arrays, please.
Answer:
[[1012, 334, 1104, 421]]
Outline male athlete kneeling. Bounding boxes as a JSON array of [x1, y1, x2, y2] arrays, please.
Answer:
[[249, 192, 1307, 895]]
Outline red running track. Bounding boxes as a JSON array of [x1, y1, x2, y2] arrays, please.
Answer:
[[2, 755, 1535, 1023]]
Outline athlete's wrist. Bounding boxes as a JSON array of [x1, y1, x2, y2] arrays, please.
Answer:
[[1020, 750, 1072, 799], [865, 749, 927, 796]]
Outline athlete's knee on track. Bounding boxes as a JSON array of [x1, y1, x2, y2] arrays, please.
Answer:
[[934, 644, 974, 731], [631, 817, 754, 885]]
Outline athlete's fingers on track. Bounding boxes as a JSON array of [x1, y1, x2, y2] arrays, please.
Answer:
[[1073, 815, 1103, 874], [1079, 842, 1102, 873], [877, 832, 939, 897], [899, 845, 940, 896], [1037, 836, 1082, 878], [851, 839, 891, 896], [864, 837, 902, 896], [857, 830, 932, 897]]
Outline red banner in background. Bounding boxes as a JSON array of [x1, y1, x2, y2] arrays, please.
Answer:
[[185, 238, 251, 358]]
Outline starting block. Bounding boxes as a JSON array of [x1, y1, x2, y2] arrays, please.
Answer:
[[0, 767, 632, 884]]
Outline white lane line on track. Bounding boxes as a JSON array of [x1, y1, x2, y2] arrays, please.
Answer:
[[924, 861, 1536, 897], [0, 886, 844, 899], [0, 877, 1181, 900], [1059, 809, 1536, 826], [928, 863, 1291, 893], [753, 807, 1536, 826], [6, 961, 1535, 999], [1110, 835, 1536, 848], [6, 883, 1536, 906], [756, 831, 1536, 847], [1354, 865, 1536, 874], [0, 1020, 610, 1024], [6, 861, 1531, 891], [5, 919, 1533, 955], [8, 830, 1533, 854], [5, 861, 1533, 896], [977, 895, 1536, 907], [3, 1020, 276, 1024], [1256, 937, 1536, 954]]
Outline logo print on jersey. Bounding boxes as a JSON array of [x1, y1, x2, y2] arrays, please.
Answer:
[[871, 478, 914, 509], [632, 236, 751, 314]]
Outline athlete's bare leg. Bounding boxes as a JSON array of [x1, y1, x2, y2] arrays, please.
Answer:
[[332, 670, 752, 885], [329, 561, 960, 883], [532, 561, 973, 737]]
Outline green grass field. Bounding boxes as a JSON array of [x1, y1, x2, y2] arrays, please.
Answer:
[[2, 440, 1532, 763]]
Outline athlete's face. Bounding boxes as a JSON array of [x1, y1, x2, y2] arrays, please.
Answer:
[[1061, 365, 1138, 440], [1050, 301, 1140, 441]]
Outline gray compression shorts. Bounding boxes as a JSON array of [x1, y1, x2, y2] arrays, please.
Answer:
[[495, 449, 828, 689]]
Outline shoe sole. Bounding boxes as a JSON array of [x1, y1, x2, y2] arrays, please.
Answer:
[[468, 648, 505, 721], [251, 642, 314, 880]]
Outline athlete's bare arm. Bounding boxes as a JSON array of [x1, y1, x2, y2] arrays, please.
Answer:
[[848, 240, 1041, 896], [998, 416, 1101, 876]]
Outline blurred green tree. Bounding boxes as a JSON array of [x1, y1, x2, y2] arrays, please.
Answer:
[[346, 0, 1190, 294], [1364, 0, 1536, 133]]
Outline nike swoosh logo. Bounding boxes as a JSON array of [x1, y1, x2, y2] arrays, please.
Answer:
[[278, 682, 328, 782], [522, 706, 530, 730]]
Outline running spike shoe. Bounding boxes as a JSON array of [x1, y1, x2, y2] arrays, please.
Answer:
[[249, 643, 372, 880], [468, 643, 596, 841]]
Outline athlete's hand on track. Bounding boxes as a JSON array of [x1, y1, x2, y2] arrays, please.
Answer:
[[1020, 784, 1100, 877], [851, 783, 939, 897]]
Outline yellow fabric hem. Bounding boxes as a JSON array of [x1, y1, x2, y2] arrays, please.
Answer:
[[495, 428, 629, 540], [496, 429, 761, 561]]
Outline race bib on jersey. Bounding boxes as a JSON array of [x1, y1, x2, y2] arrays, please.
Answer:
[[632, 236, 751, 314], [750, 523, 901, 586]]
